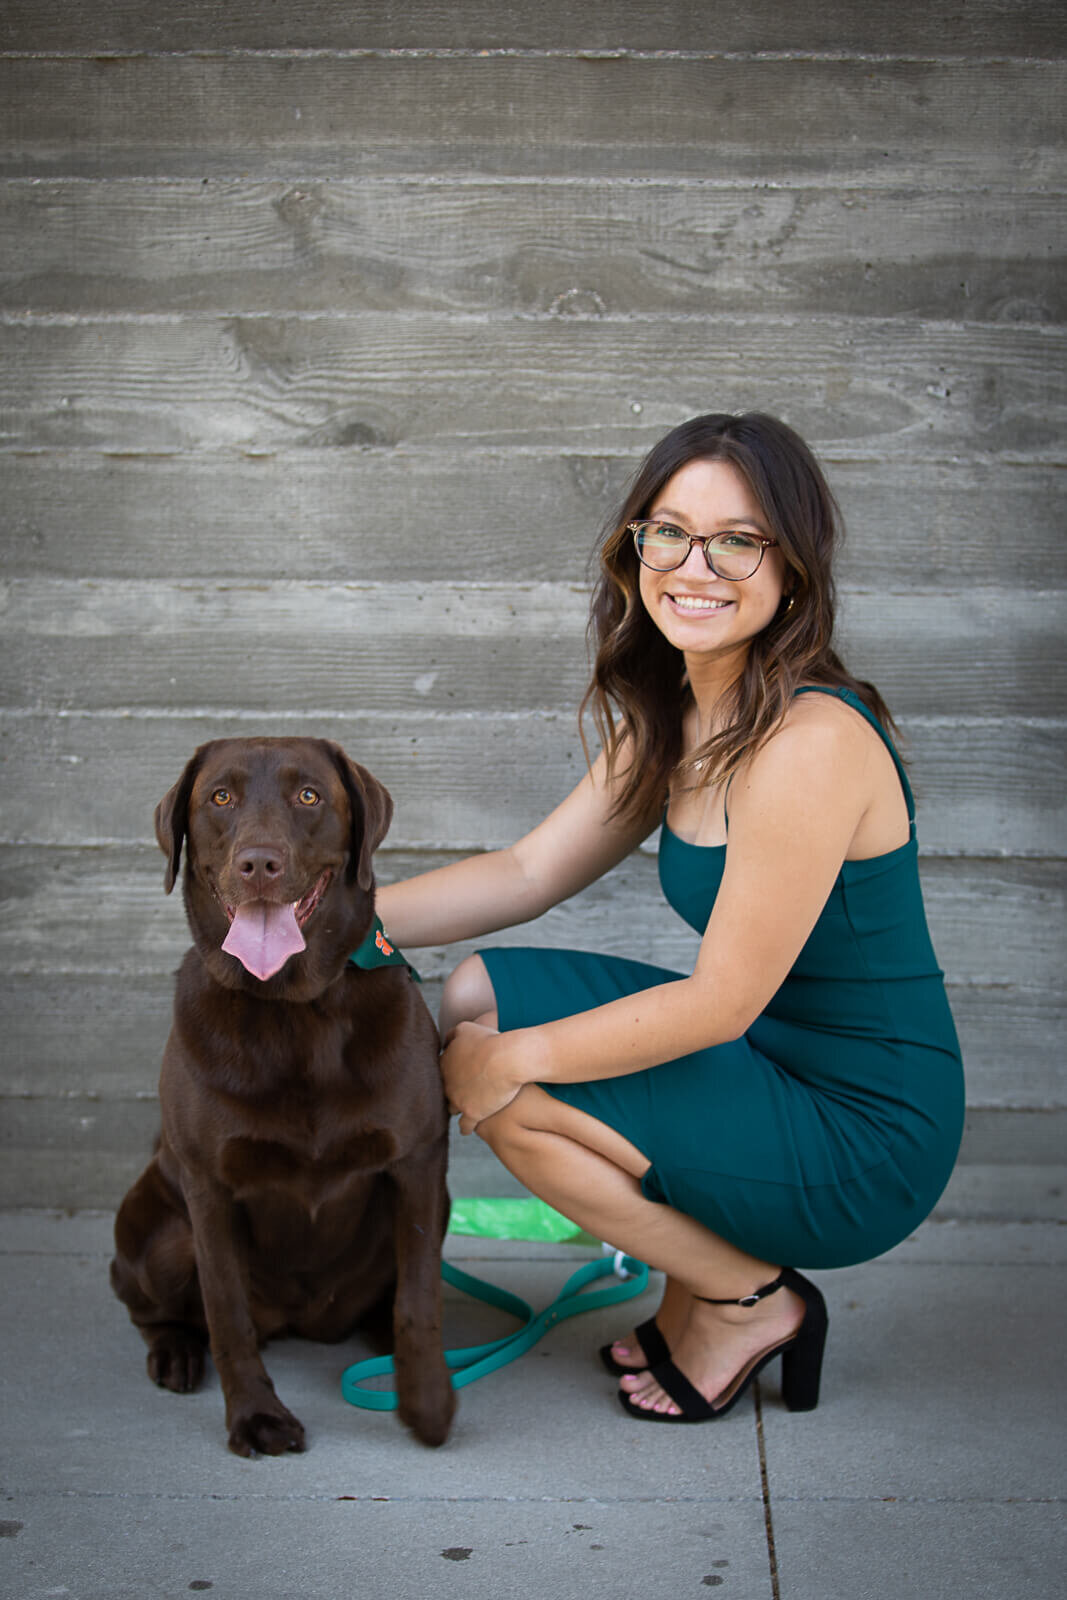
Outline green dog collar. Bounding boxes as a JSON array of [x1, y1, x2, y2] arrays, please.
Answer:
[[348, 915, 421, 982]]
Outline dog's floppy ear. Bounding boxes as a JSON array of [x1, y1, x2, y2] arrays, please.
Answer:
[[329, 745, 394, 891], [154, 745, 210, 894]]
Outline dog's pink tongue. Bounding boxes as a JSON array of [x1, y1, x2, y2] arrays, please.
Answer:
[[221, 901, 306, 981]]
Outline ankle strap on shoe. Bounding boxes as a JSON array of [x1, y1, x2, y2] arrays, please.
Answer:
[[699, 1270, 785, 1308]]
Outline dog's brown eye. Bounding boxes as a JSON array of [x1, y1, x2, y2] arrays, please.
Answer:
[[298, 788, 320, 806], [211, 789, 232, 807]]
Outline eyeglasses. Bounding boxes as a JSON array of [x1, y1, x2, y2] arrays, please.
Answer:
[[629, 520, 778, 581]]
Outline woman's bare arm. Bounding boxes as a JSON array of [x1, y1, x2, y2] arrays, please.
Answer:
[[376, 746, 658, 949]]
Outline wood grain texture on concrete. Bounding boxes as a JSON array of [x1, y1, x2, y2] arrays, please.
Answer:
[[3, 579, 1063, 716], [2, 452, 1061, 588], [3, 0, 1064, 55], [2, 55, 1063, 185], [1, 710, 1063, 856], [3, 180, 1061, 323], [3, 316, 1063, 457], [1, 3, 1063, 1210]]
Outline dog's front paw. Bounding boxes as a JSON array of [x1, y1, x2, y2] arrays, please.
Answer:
[[397, 1362, 456, 1449], [227, 1401, 307, 1458]]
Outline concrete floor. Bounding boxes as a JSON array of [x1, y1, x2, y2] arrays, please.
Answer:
[[2, 1209, 1064, 1600]]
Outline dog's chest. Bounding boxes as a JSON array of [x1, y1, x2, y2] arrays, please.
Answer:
[[217, 1099, 403, 1195], [215, 1102, 403, 1272], [203, 1003, 417, 1189]]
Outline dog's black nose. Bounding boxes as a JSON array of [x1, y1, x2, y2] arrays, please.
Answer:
[[236, 847, 287, 888]]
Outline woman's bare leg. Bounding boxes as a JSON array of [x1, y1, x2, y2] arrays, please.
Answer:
[[478, 1084, 805, 1416], [439, 953, 498, 1036], [441, 958, 680, 1368]]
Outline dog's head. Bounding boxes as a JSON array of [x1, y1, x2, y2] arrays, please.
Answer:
[[155, 737, 393, 996]]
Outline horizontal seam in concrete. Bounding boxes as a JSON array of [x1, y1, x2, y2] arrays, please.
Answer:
[[3, 965, 1063, 992], [1, 173, 1062, 195], [3, 847, 1063, 862], [1, 49, 1062, 65], [9, 1092, 1066, 1107], [7, 1251, 1064, 1267], [1, 1249, 118, 1258], [4, 309, 1066, 333], [3, 1482, 1063, 1507], [1, 447, 1061, 470], [1, 706, 1062, 727], [5, 578, 1064, 601], [11, 1210, 1059, 1225], [0, 704, 566, 721], [1, 1485, 771, 1505], [5, 845, 1064, 864], [2, 172, 1066, 191], [761, 1494, 1066, 1506]]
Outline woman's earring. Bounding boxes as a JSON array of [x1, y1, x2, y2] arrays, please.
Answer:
[[784, 593, 796, 615]]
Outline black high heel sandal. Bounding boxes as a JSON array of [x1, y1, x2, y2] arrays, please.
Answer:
[[618, 1266, 828, 1425], [599, 1315, 671, 1377]]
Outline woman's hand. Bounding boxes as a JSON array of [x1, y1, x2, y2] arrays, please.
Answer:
[[440, 1022, 528, 1136]]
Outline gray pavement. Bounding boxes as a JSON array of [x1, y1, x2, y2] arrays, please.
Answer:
[[1, 1209, 1064, 1600]]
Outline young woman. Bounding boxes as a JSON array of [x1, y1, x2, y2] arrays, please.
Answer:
[[376, 412, 965, 1424]]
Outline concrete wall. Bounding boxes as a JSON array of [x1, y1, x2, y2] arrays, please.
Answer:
[[1, 3, 1063, 1214]]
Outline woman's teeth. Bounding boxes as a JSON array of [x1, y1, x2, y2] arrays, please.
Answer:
[[670, 595, 730, 611]]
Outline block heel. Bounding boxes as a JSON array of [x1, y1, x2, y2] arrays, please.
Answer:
[[778, 1266, 828, 1412]]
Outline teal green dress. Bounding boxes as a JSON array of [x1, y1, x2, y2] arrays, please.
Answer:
[[480, 688, 965, 1269]]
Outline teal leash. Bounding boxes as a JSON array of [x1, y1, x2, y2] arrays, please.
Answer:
[[340, 1252, 650, 1410]]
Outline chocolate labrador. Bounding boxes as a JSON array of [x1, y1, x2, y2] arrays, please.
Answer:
[[110, 737, 455, 1455]]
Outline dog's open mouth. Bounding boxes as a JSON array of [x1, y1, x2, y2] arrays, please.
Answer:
[[220, 871, 332, 981]]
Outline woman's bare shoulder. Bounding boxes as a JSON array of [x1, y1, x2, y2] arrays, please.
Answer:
[[733, 690, 886, 817], [738, 688, 907, 856], [764, 687, 876, 760]]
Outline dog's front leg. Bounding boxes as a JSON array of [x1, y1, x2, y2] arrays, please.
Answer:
[[182, 1176, 306, 1457], [389, 1138, 456, 1447]]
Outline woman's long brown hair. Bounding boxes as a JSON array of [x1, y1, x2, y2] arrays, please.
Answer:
[[581, 412, 897, 825]]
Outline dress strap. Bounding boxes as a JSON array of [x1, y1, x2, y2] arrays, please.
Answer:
[[794, 685, 916, 828]]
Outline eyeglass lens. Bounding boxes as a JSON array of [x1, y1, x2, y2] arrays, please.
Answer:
[[632, 523, 765, 580]]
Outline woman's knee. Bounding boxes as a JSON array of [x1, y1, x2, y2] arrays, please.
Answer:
[[439, 953, 498, 1035], [480, 1084, 652, 1182], [477, 1083, 567, 1155]]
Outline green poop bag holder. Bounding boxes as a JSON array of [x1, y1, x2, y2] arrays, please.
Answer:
[[340, 1197, 650, 1411]]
